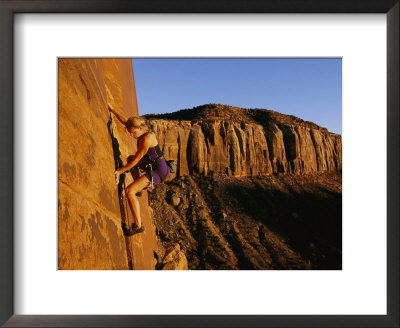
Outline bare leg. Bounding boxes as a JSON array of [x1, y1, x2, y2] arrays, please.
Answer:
[[125, 175, 151, 228]]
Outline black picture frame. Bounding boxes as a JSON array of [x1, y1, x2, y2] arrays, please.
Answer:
[[0, 1, 398, 327]]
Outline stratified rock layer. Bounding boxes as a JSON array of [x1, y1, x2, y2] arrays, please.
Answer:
[[58, 58, 158, 269], [146, 104, 341, 178]]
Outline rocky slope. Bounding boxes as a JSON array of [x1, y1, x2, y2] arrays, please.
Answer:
[[145, 104, 341, 178], [149, 172, 342, 270]]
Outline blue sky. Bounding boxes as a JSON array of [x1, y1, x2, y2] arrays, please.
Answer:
[[132, 58, 342, 135]]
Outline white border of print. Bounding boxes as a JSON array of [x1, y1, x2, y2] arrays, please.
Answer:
[[14, 14, 386, 315]]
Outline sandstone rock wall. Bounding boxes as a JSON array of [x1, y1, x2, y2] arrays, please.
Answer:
[[149, 119, 341, 178], [58, 58, 158, 269]]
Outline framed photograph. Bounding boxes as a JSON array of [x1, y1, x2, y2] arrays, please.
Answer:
[[1, 1, 398, 327]]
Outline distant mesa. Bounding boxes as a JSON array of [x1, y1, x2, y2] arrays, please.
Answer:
[[144, 104, 342, 177]]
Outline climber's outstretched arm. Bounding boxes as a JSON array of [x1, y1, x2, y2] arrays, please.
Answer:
[[114, 134, 152, 183], [108, 105, 127, 125], [124, 135, 151, 171]]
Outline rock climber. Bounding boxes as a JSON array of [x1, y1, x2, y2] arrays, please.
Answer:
[[108, 105, 171, 235]]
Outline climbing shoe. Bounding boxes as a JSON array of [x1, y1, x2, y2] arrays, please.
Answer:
[[121, 222, 134, 236], [122, 222, 145, 236], [131, 225, 145, 235]]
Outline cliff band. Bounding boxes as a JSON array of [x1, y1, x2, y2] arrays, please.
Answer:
[[146, 104, 342, 179]]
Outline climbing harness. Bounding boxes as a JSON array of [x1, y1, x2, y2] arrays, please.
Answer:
[[146, 158, 168, 183], [145, 163, 154, 189]]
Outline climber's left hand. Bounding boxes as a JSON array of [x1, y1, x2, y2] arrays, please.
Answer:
[[114, 169, 122, 184]]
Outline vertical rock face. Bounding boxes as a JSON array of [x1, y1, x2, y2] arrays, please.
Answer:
[[294, 125, 318, 173], [147, 105, 341, 178], [264, 123, 288, 173], [188, 124, 208, 175], [58, 58, 158, 270]]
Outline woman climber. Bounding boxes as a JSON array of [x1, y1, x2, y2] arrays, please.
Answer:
[[108, 105, 171, 236]]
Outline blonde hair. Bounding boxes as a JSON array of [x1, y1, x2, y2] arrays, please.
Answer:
[[125, 116, 148, 130]]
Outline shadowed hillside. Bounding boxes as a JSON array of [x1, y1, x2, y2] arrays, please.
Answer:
[[150, 172, 342, 270]]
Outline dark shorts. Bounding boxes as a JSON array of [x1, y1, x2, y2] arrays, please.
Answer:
[[144, 160, 171, 186]]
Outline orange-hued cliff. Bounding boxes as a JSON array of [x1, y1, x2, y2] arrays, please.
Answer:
[[146, 104, 341, 179], [58, 58, 158, 269]]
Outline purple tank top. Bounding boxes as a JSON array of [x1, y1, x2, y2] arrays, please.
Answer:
[[136, 132, 163, 168]]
